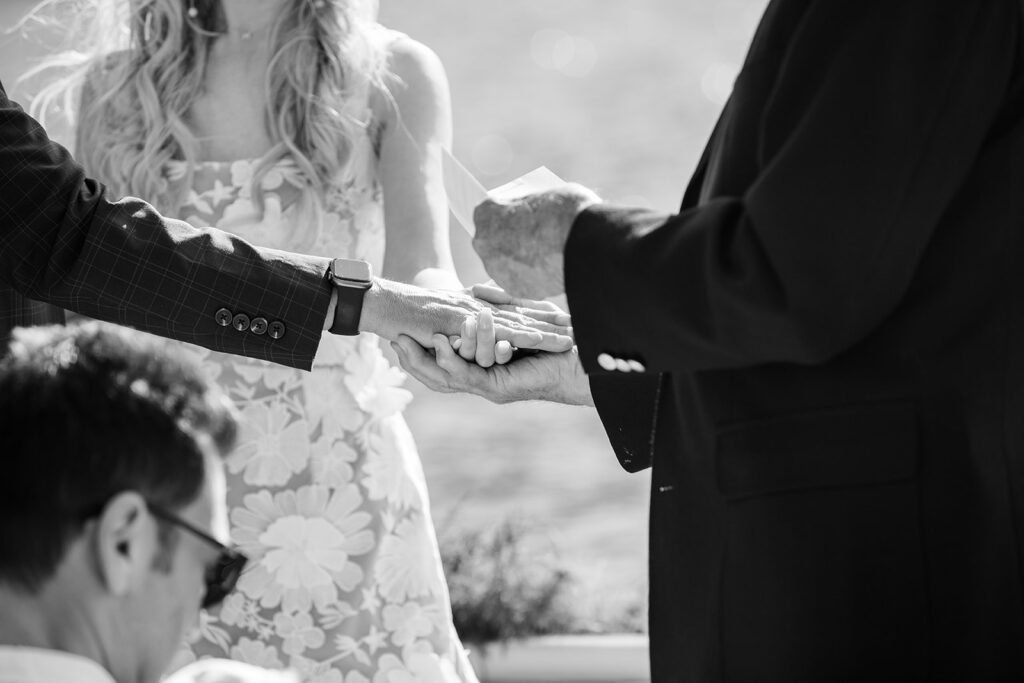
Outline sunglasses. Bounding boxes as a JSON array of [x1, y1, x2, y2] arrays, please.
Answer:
[[147, 503, 248, 609]]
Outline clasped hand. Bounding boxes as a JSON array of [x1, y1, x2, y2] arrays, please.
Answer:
[[390, 284, 593, 407]]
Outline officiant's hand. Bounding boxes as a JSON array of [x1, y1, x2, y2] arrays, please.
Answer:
[[359, 278, 573, 353], [391, 334, 594, 407], [473, 184, 601, 300]]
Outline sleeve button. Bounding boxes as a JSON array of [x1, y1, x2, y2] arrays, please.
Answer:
[[627, 360, 646, 373], [250, 317, 269, 335], [231, 313, 251, 332], [215, 308, 233, 327], [615, 358, 633, 373], [597, 353, 617, 371], [268, 321, 286, 340]]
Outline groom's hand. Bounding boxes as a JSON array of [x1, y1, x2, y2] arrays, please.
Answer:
[[472, 184, 600, 300], [358, 278, 573, 353], [391, 334, 594, 407]]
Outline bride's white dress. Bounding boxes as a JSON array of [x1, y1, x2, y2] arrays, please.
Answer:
[[164, 104, 477, 683]]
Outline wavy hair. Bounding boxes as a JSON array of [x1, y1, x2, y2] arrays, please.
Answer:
[[22, 0, 387, 249]]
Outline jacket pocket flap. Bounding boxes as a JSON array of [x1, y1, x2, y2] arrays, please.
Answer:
[[716, 402, 918, 501]]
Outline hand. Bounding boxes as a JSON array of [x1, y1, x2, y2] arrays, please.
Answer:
[[452, 308, 515, 367], [472, 184, 600, 299], [391, 334, 594, 407], [356, 278, 573, 353], [452, 284, 573, 368]]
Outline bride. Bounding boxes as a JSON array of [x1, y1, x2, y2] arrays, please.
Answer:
[[28, 0, 484, 679]]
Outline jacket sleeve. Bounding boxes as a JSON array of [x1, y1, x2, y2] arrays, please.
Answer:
[[0, 83, 332, 370], [565, 1, 1018, 375], [589, 373, 664, 473]]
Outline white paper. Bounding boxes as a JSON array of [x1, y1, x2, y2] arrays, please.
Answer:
[[443, 149, 567, 237], [487, 166, 566, 201], [442, 149, 488, 237]]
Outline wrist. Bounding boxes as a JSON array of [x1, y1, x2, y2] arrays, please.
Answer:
[[555, 347, 594, 406], [358, 278, 388, 337]]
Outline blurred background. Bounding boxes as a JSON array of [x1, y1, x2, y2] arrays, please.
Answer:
[[1, 0, 769, 628]]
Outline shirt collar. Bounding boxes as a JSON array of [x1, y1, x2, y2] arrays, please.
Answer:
[[0, 646, 115, 683]]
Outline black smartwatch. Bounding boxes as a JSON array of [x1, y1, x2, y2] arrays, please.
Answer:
[[327, 258, 373, 335]]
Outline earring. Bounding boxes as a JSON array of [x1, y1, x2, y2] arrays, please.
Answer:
[[143, 10, 153, 41], [187, 1, 199, 19]]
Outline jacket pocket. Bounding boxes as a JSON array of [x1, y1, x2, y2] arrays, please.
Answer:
[[715, 401, 929, 681], [716, 400, 919, 500]]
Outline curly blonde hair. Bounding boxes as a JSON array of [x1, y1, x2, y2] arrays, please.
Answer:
[[23, 0, 387, 248]]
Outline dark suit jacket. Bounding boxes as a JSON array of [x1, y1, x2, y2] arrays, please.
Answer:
[[565, 1, 1024, 680], [0, 81, 331, 369]]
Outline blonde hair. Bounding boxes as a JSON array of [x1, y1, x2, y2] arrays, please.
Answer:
[[22, 0, 387, 249]]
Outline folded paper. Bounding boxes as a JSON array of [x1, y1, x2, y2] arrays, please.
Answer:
[[442, 149, 565, 237]]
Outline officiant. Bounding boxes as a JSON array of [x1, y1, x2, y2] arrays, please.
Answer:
[[393, 1, 1024, 680]]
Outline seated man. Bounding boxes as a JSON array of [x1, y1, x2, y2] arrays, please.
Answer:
[[0, 322, 291, 683]]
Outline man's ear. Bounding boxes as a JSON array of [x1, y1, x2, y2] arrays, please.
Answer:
[[94, 491, 154, 597]]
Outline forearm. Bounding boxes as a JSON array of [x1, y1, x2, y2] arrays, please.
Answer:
[[1, 83, 331, 368]]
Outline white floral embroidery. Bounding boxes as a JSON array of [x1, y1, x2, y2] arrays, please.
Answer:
[[233, 486, 375, 613], [382, 602, 438, 647], [274, 611, 326, 656], [230, 638, 285, 670], [362, 425, 422, 511], [375, 518, 441, 603], [373, 643, 462, 683], [344, 351, 413, 421], [229, 403, 311, 487], [311, 436, 359, 489]]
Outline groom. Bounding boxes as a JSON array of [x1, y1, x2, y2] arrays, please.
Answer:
[[395, 1, 1024, 680], [0, 81, 570, 365]]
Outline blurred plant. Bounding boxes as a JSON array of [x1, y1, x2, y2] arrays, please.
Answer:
[[440, 518, 646, 645]]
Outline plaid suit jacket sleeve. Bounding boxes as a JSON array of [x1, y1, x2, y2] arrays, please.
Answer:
[[0, 81, 332, 370]]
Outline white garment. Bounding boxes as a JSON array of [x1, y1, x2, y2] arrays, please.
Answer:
[[161, 71, 477, 683], [0, 646, 114, 683], [164, 659, 299, 683]]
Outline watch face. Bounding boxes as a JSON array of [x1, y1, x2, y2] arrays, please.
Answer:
[[333, 258, 372, 283]]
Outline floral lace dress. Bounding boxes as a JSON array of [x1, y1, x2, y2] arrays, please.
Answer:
[[165, 113, 477, 683]]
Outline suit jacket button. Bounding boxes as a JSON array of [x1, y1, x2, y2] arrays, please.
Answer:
[[232, 313, 250, 332], [627, 360, 646, 373], [597, 353, 617, 371], [250, 317, 269, 336], [615, 358, 632, 373], [268, 321, 286, 340], [215, 308, 233, 327]]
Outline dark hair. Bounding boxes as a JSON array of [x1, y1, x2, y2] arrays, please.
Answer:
[[0, 322, 237, 591]]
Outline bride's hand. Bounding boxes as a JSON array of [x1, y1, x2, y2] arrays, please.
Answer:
[[451, 308, 514, 367], [452, 283, 573, 368]]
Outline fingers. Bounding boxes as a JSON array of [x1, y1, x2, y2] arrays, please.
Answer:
[[495, 340, 514, 365], [490, 309, 571, 338], [474, 309, 497, 368], [496, 326, 574, 353], [391, 335, 451, 392], [458, 317, 478, 362], [432, 333, 469, 376]]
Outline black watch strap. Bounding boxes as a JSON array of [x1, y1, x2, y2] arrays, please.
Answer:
[[330, 284, 367, 335]]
